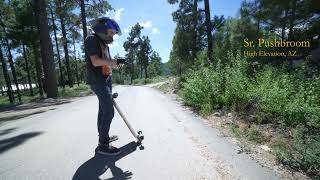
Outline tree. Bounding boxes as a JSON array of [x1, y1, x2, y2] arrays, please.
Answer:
[[0, 68, 5, 96], [204, 0, 213, 64], [50, 6, 65, 89], [192, 0, 198, 65], [0, 0, 22, 102], [21, 42, 33, 95], [148, 52, 162, 78], [55, 0, 76, 87], [30, 23, 44, 97], [75, 0, 112, 45], [9, 0, 36, 96], [123, 23, 143, 83], [71, 28, 82, 86], [7, 0, 45, 97], [168, 0, 206, 74], [0, 44, 14, 103], [3, 34, 22, 102], [137, 36, 152, 79], [34, 0, 58, 98]]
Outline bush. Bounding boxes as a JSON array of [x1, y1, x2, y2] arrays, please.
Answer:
[[222, 51, 251, 112], [132, 79, 143, 85], [245, 66, 320, 128], [178, 50, 320, 177], [246, 66, 294, 123], [180, 67, 224, 115], [58, 84, 90, 97], [132, 78, 153, 85], [273, 125, 320, 178], [180, 51, 252, 115]]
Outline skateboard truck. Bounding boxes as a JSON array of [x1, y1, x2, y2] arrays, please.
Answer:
[[112, 93, 144, 150]]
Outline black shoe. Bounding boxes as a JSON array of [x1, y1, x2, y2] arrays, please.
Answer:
[[96, 144, 121, 156]]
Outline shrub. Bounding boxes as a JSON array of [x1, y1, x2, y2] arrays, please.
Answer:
[[273, 125, 320, 178], [178, 50, 320, 177], [181, 67, 225, 115], [222, 51, 251, 112]]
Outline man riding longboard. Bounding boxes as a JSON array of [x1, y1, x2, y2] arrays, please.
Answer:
[[84, 17, 126, 156]]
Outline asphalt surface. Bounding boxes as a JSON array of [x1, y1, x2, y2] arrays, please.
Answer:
[[0, 85, 282, 180]]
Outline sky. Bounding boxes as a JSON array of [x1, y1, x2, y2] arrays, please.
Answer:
[[90, 0, 243, 63]]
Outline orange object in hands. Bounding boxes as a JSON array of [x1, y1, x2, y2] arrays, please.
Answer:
[[102, 65, 112, 76], [100, 42, 112, 76]]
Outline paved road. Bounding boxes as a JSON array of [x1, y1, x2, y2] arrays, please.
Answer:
[[0, 85, 281, 180]]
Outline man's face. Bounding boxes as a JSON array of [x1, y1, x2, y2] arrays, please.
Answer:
[[106, 29, 117, 37], [104, 29, 117, 43]]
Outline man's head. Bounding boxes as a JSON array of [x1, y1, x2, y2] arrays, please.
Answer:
[[90, 17, 121, 44]]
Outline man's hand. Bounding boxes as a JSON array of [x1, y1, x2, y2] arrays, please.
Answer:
[[116, 58, 127, 65]]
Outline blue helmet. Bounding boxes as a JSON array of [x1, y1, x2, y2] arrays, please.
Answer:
[[90, 17, 122, 35]]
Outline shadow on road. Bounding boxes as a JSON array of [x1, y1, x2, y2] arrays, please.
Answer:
[[0, 131, 43, 154], [0, 109, 56, 124], [72, 141, 140, 180], [0, 99, 71, 112], [0, 127, 17, 136]]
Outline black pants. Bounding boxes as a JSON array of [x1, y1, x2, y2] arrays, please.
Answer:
[[90, 76, 114, 144]]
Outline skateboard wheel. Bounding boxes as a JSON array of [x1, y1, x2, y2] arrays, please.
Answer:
[[137, 135, 144, 143], [112, 93, 118, 99], [138, 131, 142, 134], [139, 145, 145, 150]]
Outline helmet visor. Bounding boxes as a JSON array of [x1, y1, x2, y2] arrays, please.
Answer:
[[105, 19, 122, 35]]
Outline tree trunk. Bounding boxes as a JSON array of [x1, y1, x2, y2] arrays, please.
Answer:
[[22, 42, 34, 96], [1, 85, 4, 96], [179, 60, 182, 76], [50, 8, 65, 89], [79, 0, 87, 42], [34, 0, 58, 98], [119, 66, 122, 83], [4, 37, 21, 102], [256, 18, 260, 37], [73, 37, 80, 87], [144, 64, 148, 79], [31, 36, 44, 97], [31, 3, 44, 97], [281, 25, 286, 40], [140, 60, 143, 79], [0, 44, 14, 103], [289, 0, 297, 40], [79, 0, 88, 77], [204, 0, 213, 64], [59, 15, 73, 87], [75, 55, 79, 86], [129, 54, 134, 84], [192, 0, 198, 65]]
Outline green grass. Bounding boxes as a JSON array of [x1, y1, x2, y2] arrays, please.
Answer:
[[58, 83, 91, 98], [132, 75, 171, 85], [0, 83, 91, 107], [0, 90, 44, 108], [0, 95, 11, 106], [228, 123, 266, 144], [229, 123, 242, 137]]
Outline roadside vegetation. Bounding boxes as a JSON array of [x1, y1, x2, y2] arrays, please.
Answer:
[[0, 83, 91, 108], [131, 76, 172, 85], [177, 51, 319, 178], [164, 0, 319, 179]]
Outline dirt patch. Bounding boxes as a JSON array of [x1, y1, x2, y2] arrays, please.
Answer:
[[205, 114, 310, 180]]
